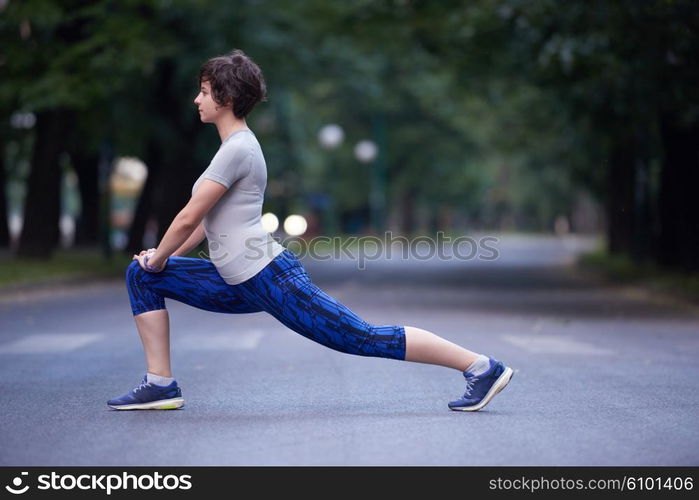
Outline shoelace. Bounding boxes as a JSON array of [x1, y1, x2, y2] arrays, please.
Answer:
[[132, 380, 151, 393], [463, 377, 478, 396]]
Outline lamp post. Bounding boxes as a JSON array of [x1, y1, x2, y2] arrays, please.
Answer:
[[317, 124, 344, 235], [372, 111, 387, 234], [354, 135, 383, 234]]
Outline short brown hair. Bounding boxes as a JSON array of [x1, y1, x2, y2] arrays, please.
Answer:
[[198, 49, 267, 119]]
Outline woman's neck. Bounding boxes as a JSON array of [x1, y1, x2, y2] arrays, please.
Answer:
[[215, 115, 248, 143]]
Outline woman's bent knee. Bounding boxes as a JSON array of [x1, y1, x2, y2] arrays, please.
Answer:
[[125, 261, 166, 314], [126, 260, 142, 280]]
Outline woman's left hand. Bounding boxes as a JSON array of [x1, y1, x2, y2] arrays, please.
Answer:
[[133, 250, 165, 273], [132, 248, 156, 261]]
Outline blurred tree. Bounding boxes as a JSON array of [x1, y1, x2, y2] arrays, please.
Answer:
[[0, 96, 14, 247], [2, 0, 695, 273], [0, 0, 176, 257], [514, 0, 699, 270], [388, 0, 698, 270]]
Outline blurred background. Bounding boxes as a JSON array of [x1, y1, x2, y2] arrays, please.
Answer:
[[0, 0, 697, 293], [1, 0, 699, 467]]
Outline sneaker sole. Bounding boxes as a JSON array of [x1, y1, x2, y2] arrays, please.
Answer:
[[450, 367, 514, 412], [108, 397, 185, 410]]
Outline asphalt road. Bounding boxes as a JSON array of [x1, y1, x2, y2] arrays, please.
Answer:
[[1, 233, 697, 465]]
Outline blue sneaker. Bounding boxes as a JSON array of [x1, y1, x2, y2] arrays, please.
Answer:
[[107, 374, 185, 410], [448, 358, 513, 411]]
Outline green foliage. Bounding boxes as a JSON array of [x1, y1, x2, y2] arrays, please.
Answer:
[[1, 0, 696, 240], [578, 249, 699, 302], [0, 0, 179, 111]]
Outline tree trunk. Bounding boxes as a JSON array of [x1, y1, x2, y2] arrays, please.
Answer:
[[16, 109, 73, 258], [154, 162, 193, 243], [0, 128, 9, 248], [605, 131, 636, 256], [630, 126, 655, 263], [657, 114, 699, 272], [71, 150, 100, 247], [126, 58, 200, 250]]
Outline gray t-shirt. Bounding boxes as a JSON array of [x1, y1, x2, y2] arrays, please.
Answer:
[[192, 128, 285, 285]]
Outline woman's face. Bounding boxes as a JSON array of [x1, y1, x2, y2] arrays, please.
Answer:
[[193, 80, 228, 123]]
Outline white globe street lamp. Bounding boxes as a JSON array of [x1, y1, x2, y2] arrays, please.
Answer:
[[318, 124, 344, 150], [354, 140, 378, 164]]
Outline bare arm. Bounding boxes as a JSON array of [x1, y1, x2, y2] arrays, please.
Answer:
[[146, 180, 228, 269], [172, 222, 206, 257]]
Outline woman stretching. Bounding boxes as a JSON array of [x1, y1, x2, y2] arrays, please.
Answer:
[[108, 49, 514, 412]]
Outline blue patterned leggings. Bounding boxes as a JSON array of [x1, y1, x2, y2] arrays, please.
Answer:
[[125, 249, 406, 360]]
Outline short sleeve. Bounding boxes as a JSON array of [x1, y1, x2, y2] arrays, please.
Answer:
[[203, 144, 253, 189]]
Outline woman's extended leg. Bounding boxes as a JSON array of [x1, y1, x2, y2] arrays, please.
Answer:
[[238, 249, 513, 411], [403, 326, 480, 371], [238, 250, 480, 369]]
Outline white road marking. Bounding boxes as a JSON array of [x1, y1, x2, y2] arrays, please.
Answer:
[[176, 329, 265, 351], [0, 333, 105, 354], [501, 334, 614, 355]]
